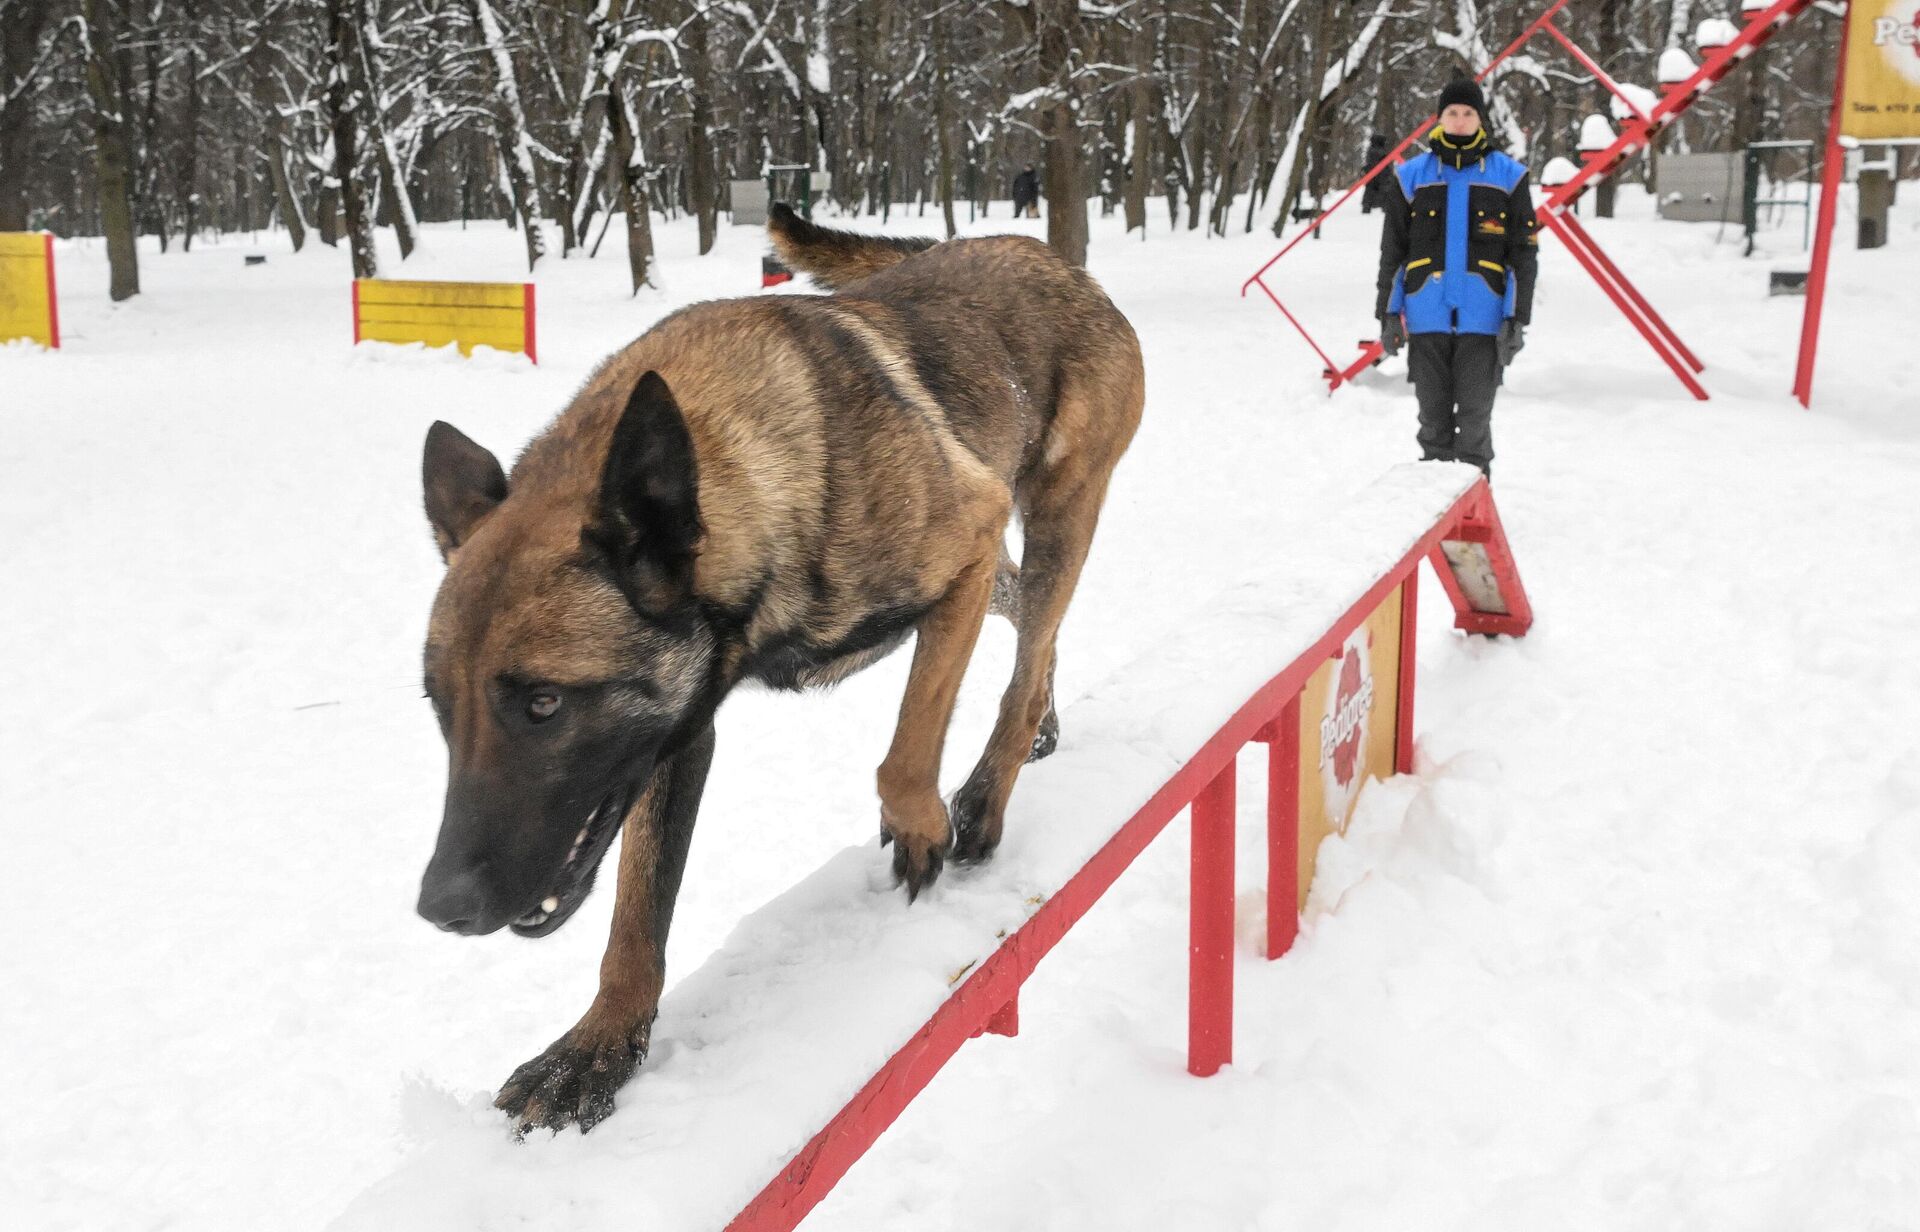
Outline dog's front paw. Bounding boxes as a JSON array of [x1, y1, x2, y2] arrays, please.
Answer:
[[879, 790, 953, 902], [889, 827, 947, 902], [494, 1019, 650, 1136]]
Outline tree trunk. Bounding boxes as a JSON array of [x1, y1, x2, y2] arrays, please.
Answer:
[[318, 182, 341, 246], [264, 142, 305, 249], [1124, 16, 1152, 235], [357, 2, 414, 259], [247, 15, 306, 251], [934, 12, 956, 239], [179, 0, 202, 252], [1594, 0, 1626, 218], [0, 0, 50, 230], [1242, 87, 1272, 233], [1184, 49, 1208, 233], [606, 77, 654, 292], [135, 27, 163, 247], [567, 0, 631, 255], [325, 0, 376, 279], [470, 0, 543, 270], [1037, 0, 1086, 266], [856, 0, 895, 215], [83, 0, 139, 300], [1209, 4, 1263, 240], [1277, 0, 1338, 235], [684, 1, 717, 253]]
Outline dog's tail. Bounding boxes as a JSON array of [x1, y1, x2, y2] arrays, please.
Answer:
[[767, 202, 939, 291]]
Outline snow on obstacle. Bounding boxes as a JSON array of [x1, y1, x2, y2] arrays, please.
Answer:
[[1658, 48, 1698, 84], [1608, 83, 1660, 121], [1696, 17, 1741, 49]]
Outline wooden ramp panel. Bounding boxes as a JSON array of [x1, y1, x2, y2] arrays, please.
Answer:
[[353, 279, 535, 362]]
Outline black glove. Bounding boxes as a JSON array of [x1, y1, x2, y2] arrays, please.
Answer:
[[1498, 319, 1526, 366], [1380, 314, 1407, 358]]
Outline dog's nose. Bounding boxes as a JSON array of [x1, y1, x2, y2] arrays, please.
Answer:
[[417, 866, 497, 934]]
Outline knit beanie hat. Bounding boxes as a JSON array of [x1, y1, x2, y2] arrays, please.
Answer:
[[1436, 76, 1487, 120]]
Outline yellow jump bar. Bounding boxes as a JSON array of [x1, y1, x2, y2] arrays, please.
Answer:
[[0, 232, 60, 349], [352, 278, 535, 362]]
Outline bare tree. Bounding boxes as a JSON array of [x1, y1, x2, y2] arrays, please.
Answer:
[[469, 0, 544, 268], [681, 0, 716, 254], [323, 0, 377, 277], [82, 0, 139, 298], [1, 0, 58, 230], [1, 0, 1869, 272]]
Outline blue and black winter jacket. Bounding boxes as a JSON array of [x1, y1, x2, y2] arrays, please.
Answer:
[[1376, 129, 1540, 336]]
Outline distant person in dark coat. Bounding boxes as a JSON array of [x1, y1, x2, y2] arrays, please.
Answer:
[[1011, 164, 1040, 218], [1360, 135, 1392, 213]]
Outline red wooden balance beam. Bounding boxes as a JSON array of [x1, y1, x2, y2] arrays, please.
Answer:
[[333, 464, 1530, 1232]]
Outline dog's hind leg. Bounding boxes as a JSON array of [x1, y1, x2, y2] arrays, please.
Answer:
[[950, 481, 1105, 864], [1028, 661, 1060, 762], [494, 725, 715, 1135], [952, 363, 1141, 862], [876, 549, 999, 901], [990, 541, 1021, 622], [990, 541, 1059, 760]]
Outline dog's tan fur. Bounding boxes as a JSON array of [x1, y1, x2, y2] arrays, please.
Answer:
[[418, 206, 1143, 1133]]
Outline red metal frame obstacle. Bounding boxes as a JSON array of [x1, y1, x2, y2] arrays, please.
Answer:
[[728, 473, 1531, 1231], [1241, 0, 1817, 400]]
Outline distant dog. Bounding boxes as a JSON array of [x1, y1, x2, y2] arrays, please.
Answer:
[[415, 204, 1143, 1134]]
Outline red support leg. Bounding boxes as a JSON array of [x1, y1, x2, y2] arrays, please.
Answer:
[[1395, 575, 1418, 776], [1555, 209, 1703, 373], [1266, 697, 1302, 961], [980, 995, 1019, 1039], [1331, 341, 1387, 391], [1538, 209, 1709, 401], [1189, 762, 1236, 1077], [1793, 3, 1851, 408], [1248, 275, 1346, 390], [522, 282, 538, 365], [1428, 482, 1535, 637]]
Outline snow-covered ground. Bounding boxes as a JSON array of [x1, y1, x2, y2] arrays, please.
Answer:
[[4, 188, 1917, 1231]]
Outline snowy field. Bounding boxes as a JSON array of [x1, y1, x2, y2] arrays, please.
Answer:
[[5, 189, 1918, 1231]]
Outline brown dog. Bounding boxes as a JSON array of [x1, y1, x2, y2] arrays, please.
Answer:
[[416, 205, 1143, 1134]]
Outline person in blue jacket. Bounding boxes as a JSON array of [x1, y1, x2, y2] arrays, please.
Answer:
[[1376, 76, 1539, 476]]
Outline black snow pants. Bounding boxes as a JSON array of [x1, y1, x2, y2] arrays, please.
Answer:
[[1408, 331, 1500, 476]]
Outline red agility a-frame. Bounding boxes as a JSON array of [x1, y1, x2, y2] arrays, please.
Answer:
[[1242, 0, 1817, 399]]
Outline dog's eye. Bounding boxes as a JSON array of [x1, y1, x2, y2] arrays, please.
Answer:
[[527, 691, 562, 722]]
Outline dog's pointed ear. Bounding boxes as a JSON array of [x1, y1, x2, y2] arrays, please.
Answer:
[[588, 370, 703, 596], [422, 421, 508, 562]]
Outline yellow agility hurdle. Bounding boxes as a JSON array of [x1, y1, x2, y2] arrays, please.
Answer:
[[0, 233, 60, 349], [352, 279, 536, 362]]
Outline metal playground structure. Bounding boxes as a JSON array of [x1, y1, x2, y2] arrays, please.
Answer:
[[1241, 0, 1823, 403]]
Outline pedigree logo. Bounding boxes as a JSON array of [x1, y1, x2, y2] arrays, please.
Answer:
[[1318, 630, 1375, 820], [1871, 3, 1920, 87], [1870, 13, 1920, 49]]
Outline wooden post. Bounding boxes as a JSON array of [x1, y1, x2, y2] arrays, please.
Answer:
[[1188, 762, 1236, 1076], [1266, 698, 1302, 960]]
